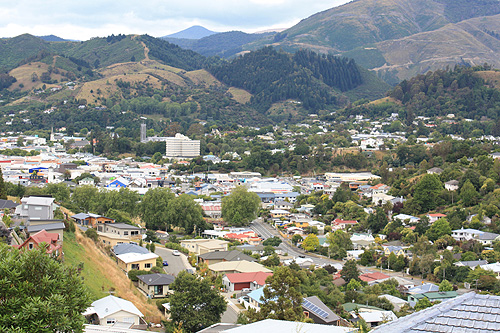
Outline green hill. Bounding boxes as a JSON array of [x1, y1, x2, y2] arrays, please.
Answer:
[[0, 34, 53, 70]]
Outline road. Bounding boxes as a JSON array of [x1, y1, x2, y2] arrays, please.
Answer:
[[154, 247, 190, 276], [250, 218, 428, 284], [221, 303, 239, 323]]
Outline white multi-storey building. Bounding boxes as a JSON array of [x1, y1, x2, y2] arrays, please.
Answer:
[[165, 133, 200, 158]]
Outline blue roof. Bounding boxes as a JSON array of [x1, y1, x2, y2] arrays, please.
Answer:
[[247, 287, 265, 304]]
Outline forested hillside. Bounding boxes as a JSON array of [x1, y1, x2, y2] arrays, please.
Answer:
[[340, 66, 500, 134], [209, 47, 363, 112]]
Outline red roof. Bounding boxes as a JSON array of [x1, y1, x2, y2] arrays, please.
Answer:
[[359, 272, 391, 282], [427, 213, 447, 217], [16, 229, 61, 254], [333, 219, 358, 225], [225, 271, 273, 285]]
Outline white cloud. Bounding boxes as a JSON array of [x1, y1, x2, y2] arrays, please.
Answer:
[[0, 0, 350, 40]]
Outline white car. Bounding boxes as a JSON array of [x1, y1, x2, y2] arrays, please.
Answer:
[[172, 250, 181, 256]]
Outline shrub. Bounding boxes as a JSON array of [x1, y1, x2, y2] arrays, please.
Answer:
[[84, 228, 98, 242], [164, 242, 188, 254], [128, 269, 152, 282]]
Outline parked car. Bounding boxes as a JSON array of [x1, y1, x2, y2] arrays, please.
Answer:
[[163, 260, 168, 266], [172, 250, 181, 256]]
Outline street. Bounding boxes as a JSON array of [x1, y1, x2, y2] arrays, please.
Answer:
[[154, 247, 191, 276]]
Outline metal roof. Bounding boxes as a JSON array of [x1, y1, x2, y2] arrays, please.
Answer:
[[137, 273, 175, 286], [372, 292, 500, 333], [113, 243, 150, 255], [90, 295, 143, 319]]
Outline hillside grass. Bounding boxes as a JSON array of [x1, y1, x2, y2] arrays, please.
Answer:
[[185, 69, 221, 87], [476, 70, 500, 89], [228, 87, 252, 104], [63, 229, 164, 321], [8, 61, 67, 92]]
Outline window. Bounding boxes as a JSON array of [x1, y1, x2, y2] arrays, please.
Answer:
[[106, 318, 116, 325], [124, 231, 128, 236], [145, 263, 152, 269], [34, 207, 42, 211], [131, 264, 139, 270], [28, 243, 34, 250]]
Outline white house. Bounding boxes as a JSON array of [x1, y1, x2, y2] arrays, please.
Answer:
[[452, 228, 500, 245], [444, 180, 459, 191], [83, 295, 144, 328]]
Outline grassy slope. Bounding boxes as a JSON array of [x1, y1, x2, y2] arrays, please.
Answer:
[[63, 229, 163, 319]]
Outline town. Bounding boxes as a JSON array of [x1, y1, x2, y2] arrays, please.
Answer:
[[2, 107, 500, 333]]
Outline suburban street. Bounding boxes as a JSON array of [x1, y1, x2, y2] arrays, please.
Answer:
[[154, 247, 191, 276]]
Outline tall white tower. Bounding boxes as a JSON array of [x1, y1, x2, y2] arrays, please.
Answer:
[[140, 123, 147, 143]]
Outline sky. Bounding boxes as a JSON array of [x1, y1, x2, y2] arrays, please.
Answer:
[[0, 0, 351, 40]]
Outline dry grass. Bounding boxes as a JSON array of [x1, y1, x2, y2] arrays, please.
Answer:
[[184, 69, 221, 87], [8, 61, 67, 92], [228, 87, 252, 104], [476, 70, 500, 89], [68, 228, 163, 320], [368, 96, 399, 106]]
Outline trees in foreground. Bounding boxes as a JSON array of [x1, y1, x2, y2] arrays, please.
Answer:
[[222, 186, 261, 226], [0, 244, 90, 332], [167, 271, 227, 333]]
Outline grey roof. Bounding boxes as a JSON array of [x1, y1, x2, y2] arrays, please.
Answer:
[[106, 223, 141, 230], [72, 213, 91, 220], [137, 273, 175, 286], [198, 250, 256, 262], [302, 296, 341, 324], [27, 222, 65, 233], [372, 292, 500, 333], [112, 243, 149, 255], [0, 199, 18, 209], [197, 323, 241, 333], [454, 260, 488, 268], [478, 232, 500, 240]]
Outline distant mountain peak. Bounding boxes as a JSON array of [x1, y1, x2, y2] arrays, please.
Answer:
[[38, 35, 68, 42], [163, 25, 217, 39]]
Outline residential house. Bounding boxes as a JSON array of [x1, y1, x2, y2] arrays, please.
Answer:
[[427, 213, 447, 224], [392, 213, 420, 225], [223, 271, 272, 292], [454, 260, 488, 268], [200, 202, 222, 219], [480, 262, 500, 278], [332, 219, 358, 230], [444, 180, 459, 191], [14, 229, 62, 257], [198, 250, 256, 266], [451, 228, 500, 245], [350, 233, 375, 250], [116, 252, 158, 272], [83, 295, 145, 328], [0, 198, 19, 211], [302, 296, 343, 326], [97, 223, 143, 239], [383, 246, 405, 257], [224, 231, 262, 245], [359, 272, 391, 286], [372, 293, 500, 332], [378, 294, 409, 312], [137, 273, 175, 298], [180, 239, 229, 255], [235, 244, 267, 256], [71, 213, 115, 228], [343, 303, 397, 328], [113, 243, 150, 256], [107, 177, 130, 188], [407, 283, 439, 295], [15, 196, 55, 220], [274, 201, 293, 211], [209, 260, 272, 275], [427, 167, 443, 175], [26, 221, 65, 242], [270, 209, 291, 219], [79, 177, 95, 186], [372, 193, 395, 205], [408, 291, 458, 307], [98, 232, 131, 247]]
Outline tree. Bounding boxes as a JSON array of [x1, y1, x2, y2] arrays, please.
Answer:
[[341, 259, 360, 283], [166, 194, 206, 234], [414, 297, 433, 311], [327, 230, 352, 259], [367, 207, 389, 234], [0, 244, 90, 332], [0, 224, 11, 244], [302, 234, 319, 252], [221, 186, 260, 226], [0, 168, 6, 200], [413, 174, 443, 213], [291, 234, 303, 245], [426, 218, 451, 242], [247, 266, 304, 322], [262, 236, 282, 247], [139, 187, 175, 230], [71, 185, 99, 212], [45, 183, 70, 203], [168, 271, 227, 333], [460, 179, 478, 207], [439, 279, 453, 292]]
